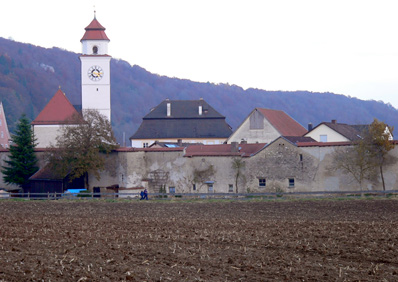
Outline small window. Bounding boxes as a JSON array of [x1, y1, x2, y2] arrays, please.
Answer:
[[192, 184, 196, 191], [208, 184, 214, 193], [320, 135, 327, 142], [259, 178, 266, 187], [299, 154, 303, 162], [228, 184, 234, 193], [169, 187, 176, 194], [143, 142, 149, 148], [92, 46, 98, 54], [288, 178, 295, 188]]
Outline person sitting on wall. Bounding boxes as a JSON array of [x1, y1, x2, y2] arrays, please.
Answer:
[[143, 189, 148, 200], [140, 190, 145, 200]]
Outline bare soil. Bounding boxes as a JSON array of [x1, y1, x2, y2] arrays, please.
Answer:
[[0, 199, 398, 281]]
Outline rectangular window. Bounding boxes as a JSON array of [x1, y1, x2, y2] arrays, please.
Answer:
[[320, 135, 327, 142], [228, 184, 234, 193], [299, 154, 303, 162], [192, 184, 196, 191], [288, 178, 295, 188], [259, 178, 266, 187], [143, 142, 149, 148], [169, 187, 176, 194], [208, 184, 214, 193]]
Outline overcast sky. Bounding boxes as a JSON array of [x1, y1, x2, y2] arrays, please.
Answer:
[[1, 0, 398, 108]]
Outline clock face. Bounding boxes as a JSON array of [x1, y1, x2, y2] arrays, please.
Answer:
[[88, 65, 104, 81]]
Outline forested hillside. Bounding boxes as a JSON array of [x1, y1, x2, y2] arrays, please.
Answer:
[[1, 37, 397, 144]]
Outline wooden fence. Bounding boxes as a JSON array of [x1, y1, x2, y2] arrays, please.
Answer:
[[1, 190, 398, 200]]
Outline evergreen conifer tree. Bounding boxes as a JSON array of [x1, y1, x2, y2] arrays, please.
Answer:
[[2, 114, 38, 189]]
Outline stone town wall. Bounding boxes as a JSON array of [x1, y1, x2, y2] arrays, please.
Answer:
[[245, 139, 319, 193], [87, 144, 398, 193], [2, 142, 397, 194]]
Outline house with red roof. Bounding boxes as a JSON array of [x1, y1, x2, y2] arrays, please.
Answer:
[[31, 89, 82, 148], [227, 108, 307, 144]]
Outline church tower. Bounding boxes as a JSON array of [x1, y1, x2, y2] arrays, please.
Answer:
[[80, 13, 111, 121]]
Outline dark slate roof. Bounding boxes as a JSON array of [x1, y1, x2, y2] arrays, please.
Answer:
[[130, 99, 232, 139], [319, 122, 369, 141], [283, 136, 316, 144], [144, 99, 224, 119], [29, 165, 67, 181]]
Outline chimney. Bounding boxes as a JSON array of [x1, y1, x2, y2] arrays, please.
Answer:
[[177, 139, 183, 147], [331, 119, 337, 124], [167, 102, 171, 117], [308, 122, 313, 131], [240, 139, 247, 144], [231, 142, 239, 152]]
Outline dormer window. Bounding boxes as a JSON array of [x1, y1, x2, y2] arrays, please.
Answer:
[[92, 46, 98, 54]]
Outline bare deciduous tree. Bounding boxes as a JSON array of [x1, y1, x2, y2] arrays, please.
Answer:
[[232, 157, 245, 193], [331, 145, 377, 196], [331, 118, 396, 194], [47, 110, 118, 189], [364, 118, 395, 191]]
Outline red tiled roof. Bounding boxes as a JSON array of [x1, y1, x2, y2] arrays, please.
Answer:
[[298, 139, 397, 147], [297, 141, 352, 147], [115, 147, 184, 153], [257, 108, 307, 136], [80, 18, 110, 41], [185, 143, 266, 157], [31, 89, 81, 125]]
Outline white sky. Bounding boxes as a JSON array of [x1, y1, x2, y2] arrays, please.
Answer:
[[1, 0, 398, 108]]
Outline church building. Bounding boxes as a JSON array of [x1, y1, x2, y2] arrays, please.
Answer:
[[32, 14, 112, 148], [80, 14, 111, 121]]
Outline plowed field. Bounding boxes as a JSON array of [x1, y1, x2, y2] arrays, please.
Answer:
[[0, 199, 398, 281]]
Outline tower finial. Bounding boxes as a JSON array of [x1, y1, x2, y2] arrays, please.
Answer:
[[94, 6, 96, 19]]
